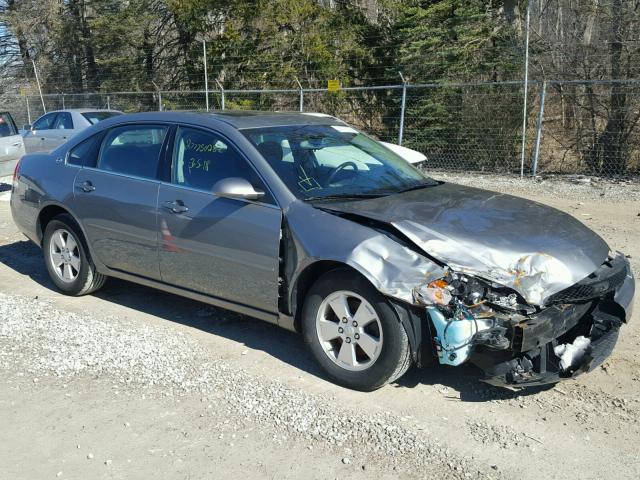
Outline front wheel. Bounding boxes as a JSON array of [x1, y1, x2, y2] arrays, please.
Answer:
[[302, 269, 412, 391]]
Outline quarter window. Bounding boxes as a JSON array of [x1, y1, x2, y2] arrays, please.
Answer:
[[68, 133, 105, 167], [172, 127, 269, 200], [98, 125, 168, 179]]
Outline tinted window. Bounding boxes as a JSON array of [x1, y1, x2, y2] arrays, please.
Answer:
[[33, 113, 58, 130], [54, 112, 74, 129], [82, 111, 121, 125], [68, 133, 104, 167], [172, 127, 268, 198], [98, 125, 168, 179], [0, 113, 18, 137]]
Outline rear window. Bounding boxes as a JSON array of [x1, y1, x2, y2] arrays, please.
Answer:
[[82, 111, 121, 125], [0, 112, 18, 137]]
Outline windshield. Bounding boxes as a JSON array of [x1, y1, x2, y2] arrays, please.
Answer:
[[242, 124, 434, 200], [82, 111, 121, 125]]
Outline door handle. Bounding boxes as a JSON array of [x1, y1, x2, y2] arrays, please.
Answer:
[[163, 200, 189, 214], [11, 142, 22, 147], [76, 180, 95, 192]]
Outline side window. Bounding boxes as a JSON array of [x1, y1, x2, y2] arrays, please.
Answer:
[[54, 112, 74, 130], [67, 132, 105, 167], [0, 113, 18, 137], [98, 125, 168, 180], [172, 127, 271, 201], [33, 113, 58, 131]]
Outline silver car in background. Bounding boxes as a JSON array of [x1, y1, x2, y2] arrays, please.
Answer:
[[0, 111, 26, 177], [10, 111, 635, 391], [22, 109, 122, 153]]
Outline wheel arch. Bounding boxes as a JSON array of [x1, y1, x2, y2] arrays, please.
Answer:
[[290, 260, 367, 333], [37, 203, 73, 244], [36, 203, 97, 267], [289, 261, 428, 363]]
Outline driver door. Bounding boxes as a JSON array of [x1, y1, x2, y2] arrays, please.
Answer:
[[157, 126, 282, 313]]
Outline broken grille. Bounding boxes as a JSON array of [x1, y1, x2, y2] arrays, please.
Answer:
[[546, 258, 628, 305]]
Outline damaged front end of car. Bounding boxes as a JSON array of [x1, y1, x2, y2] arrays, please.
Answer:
[[413, 251, 634, 387]]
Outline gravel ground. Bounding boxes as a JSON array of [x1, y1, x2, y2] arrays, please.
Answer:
[[1, 173, 639, 479], [430, 171, 640, 201], [0, 293, 490, 479]]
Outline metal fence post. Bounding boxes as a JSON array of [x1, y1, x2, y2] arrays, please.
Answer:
[[216, 80, 225, 110], [531, 81, 546, 177], [106, 95, 110, 110], [203, 40, 209, 111], [295, 77, 304, 112], [61, 93, 65, 110], [398, 72, 407, 146], [25, 95, 31, 124], [519, 2, 531, 179]]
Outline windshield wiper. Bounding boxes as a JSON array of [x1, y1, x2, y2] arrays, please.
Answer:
[[303, 193, 389, 202], [394, 181, 439, 194]]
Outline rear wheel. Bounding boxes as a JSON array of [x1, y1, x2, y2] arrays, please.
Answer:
[[43, 214, 107, 296], [302, 269, 412, 391]]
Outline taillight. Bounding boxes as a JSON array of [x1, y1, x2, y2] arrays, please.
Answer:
[[12, 158, 22, 186]]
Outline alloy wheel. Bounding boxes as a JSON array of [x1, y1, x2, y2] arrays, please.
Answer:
[[315, 290, 383, 371], [49, 228, 81, 283]]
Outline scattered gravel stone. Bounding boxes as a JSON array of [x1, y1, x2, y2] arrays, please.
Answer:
[[87, 453, 94, 460], [342, 457, 351, 464], [466, 420, 531, 449]]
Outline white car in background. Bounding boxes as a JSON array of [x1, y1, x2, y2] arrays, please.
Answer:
[[22, 109, 122, 153], [380, 141, 427, 165], [0, 111, 26, 177]]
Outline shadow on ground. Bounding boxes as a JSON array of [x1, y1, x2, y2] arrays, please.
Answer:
[[0, 239, 551, 402]]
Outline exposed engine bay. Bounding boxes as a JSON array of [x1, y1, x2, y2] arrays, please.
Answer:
[[411, 251, 633, 386]]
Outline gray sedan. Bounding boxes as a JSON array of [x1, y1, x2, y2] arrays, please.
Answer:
[[22, 109, 122, 153], [9, 111, 635, 391]]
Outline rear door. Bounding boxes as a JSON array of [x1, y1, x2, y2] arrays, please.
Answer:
[[46, 111, 77, 149], [73, 123, 170, 279], [0, 112, 25, 177], [157, 125, 282, 312]]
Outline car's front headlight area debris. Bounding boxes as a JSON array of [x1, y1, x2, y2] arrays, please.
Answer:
[[413, 270, 525, 366], [411, 254, 633, 387]]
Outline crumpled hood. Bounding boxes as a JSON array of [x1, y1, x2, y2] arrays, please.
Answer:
[[320, 183, 610, 305]]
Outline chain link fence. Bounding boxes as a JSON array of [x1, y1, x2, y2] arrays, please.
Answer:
[[1, 79, 638, 177]]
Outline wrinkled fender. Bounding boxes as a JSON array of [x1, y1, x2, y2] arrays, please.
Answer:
[[283, 200, 445, 318]]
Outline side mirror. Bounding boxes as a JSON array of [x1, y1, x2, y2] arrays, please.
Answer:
[[212, 177, 265, 201], [23, 124, 32, 131]]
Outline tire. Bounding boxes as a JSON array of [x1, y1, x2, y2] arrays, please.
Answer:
[[43, 214, 107, 296], [302, 269, 412, 391]]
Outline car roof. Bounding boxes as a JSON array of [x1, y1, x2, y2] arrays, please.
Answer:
[[97, 110, 345, 130], [45, 109, 122, 114]]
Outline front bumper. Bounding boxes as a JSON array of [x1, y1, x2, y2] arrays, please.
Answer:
[[471, 259, 635, 388]]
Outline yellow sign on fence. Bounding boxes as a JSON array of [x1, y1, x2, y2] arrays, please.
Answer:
[[327, 79, 340, 92]]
